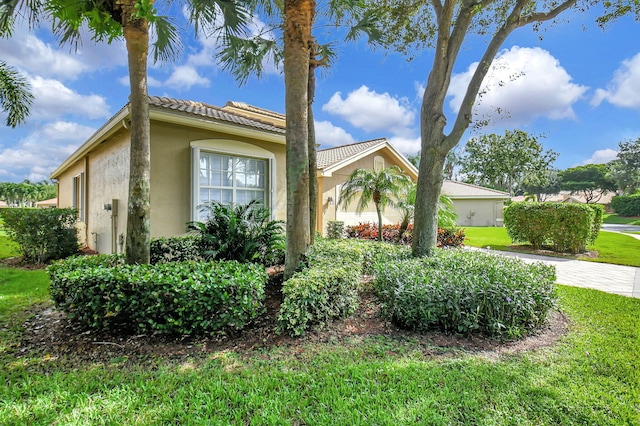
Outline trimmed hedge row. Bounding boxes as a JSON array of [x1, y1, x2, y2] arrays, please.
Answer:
[[611, 194, 640, 216], [278, 239, 411, 336], [504, 202, 604, 253], [150, 236, 203, 264], [374, 249, 557, 339], [0, 208, 79, 264], [48, 255, 267, 335]]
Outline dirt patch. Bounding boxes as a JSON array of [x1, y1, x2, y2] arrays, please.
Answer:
[[16, 271, 569, 365]]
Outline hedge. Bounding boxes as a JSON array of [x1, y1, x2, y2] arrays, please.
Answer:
[[504, 202, 603, 253], [374, 249, 557, 339], [0, 208, 79, 263], [278, 239, 411, 336], [48, 255, 267, 335], [611, 194, 640, 216], [345, 223, 466, 247]]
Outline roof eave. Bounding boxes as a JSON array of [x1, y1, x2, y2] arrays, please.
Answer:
[[50, 106, 129, 179], [320, 140, 418, 179], [151, 109, 286, 144], [50, 104, 286, 180]]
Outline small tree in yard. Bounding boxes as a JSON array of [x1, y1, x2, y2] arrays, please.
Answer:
[[339, 166, 412, 242], [559, 164, 617, 203], [370, 0, 638, 257]]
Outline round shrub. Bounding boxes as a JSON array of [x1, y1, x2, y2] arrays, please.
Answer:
[[48, 255, 267, 335], [374, 249, 557, 339]]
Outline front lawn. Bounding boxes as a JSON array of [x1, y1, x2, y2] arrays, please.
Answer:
[[1, 268, 639, 425], [603, 213, 640, 225], [464, 227, 640, 267]]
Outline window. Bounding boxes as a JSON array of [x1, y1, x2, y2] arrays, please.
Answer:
[[374, 156, 385, 172], [72, 172, 85, 221], [191, 140, 275, 221]]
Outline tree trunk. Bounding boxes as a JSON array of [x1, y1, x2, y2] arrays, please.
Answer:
[[375, 202, 383, 242], [283, 0, 313, 280], [122, 12, 151, 265], [308, 53, 318, 245], [413, 145, 446, 256]]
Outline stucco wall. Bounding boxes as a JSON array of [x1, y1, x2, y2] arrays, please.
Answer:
[[87, 132, 130, 254], [451, 198, 505, 227], [149, 121, 287, 238], [318, 150, 408, 235], [56, 160, 88, 246]]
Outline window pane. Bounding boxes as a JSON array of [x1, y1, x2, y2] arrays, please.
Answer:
[[221, 189, 232, 205], [236, 173, 246, 188]]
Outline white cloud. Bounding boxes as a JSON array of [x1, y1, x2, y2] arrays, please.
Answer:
[[0, 24, 126, 80], [322, 85, 416, 133], [29, 77, 111, 120], [118, 75, 163, 88], [582, 148, 618, 165], [164, 66, 211, 90], [448, 46, 588, 126], [388, 136, 421, 155], [591, 52, 640, 109], [0, 121, 95, 181], [314, 121, 356, 147]]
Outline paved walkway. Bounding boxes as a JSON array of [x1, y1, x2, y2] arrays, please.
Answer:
[[478, 248, 640, 299]]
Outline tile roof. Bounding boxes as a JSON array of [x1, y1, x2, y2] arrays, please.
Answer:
[[149, 96, 285, 134], [224, 101, 286, 121], [442, 180, 510, 198], [316, 139, 387, 169]]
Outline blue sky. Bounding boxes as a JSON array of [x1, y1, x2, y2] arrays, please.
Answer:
[[0, 6, 638, 183]]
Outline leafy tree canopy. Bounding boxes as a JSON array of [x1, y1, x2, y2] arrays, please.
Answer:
[[608, 137, 640, 195], [460, 130, 558, 196], [559, 164, 617, 203]]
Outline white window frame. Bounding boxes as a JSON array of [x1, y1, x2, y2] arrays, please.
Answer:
[[190, 140, 276, 221], [374, 155, 385, 172], [72, 172, 86, 222]]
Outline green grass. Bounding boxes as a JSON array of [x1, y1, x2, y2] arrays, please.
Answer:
[[603, 213, 640, 225], [0, 270, 638, 425], [464, 227, 640, 267], [0, 267, 50, 354]]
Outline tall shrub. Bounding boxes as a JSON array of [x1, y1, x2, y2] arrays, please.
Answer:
[[611, 194, 640, 216], [0, 208, 78, 263], [504, 202, 602, 253]]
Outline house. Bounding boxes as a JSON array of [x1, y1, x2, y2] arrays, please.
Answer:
[[441, 181, 510, 227], [51, 96, 507, 254], [35, 198, 58, 208], [511, 191, 616, 210], [51, 97, 288, 254], [316, 139, 419, 233]]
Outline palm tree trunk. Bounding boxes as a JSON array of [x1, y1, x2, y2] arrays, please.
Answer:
[[376, 202, 383, 242], [283, 0, 313, 280], [122, 12, 151, 264], [308, 51, 318, 245]]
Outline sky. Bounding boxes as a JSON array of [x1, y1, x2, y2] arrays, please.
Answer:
[[0, 6, 639, 183]]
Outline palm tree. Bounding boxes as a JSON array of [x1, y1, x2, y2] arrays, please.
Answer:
[[2, 0, 247, 264], [339, 166, 411, 242], [0, 61, 33, 127]]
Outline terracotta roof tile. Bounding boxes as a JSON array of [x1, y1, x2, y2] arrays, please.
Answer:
[[148, 96, 285, 134], [316, 139, 387, 169], [224, 101, 286, 121]]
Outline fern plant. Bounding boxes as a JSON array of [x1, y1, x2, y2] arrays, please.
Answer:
[[188, 200, 284, 266]]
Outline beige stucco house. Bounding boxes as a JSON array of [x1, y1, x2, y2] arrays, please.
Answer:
[[51, 96, 508, 253], [441, 181, 510, 227], [51, 97, 288, 254], [317, 139, 419, 233]]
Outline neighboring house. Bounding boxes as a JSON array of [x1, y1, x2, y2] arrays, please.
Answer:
[[317, 139, 419, 233], [512, 191, 616, 209], [441, 181, 510, 227], [52, 97, 287, 254], [35, 198, 57, 208]]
